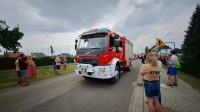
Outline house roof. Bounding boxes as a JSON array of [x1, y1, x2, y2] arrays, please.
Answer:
[[31, 52, 46, 57], [6, 52, 24, 58]]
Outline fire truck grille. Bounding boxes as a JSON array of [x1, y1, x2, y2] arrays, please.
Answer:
[[78, 58, 99, 66]]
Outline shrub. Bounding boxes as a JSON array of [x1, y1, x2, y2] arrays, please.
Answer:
[[181, 62, 200, 78], [66, 56, 74, 63], [0, 57, 16, 70], [32, 57, 52, 67], [0, 56, 75, 70]]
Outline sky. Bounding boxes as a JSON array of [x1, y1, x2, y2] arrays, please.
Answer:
[[0, 0, 199, 55]]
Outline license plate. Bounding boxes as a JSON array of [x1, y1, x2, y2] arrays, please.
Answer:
[[79, 65, 88, 73], [81, 68, 86, 72]]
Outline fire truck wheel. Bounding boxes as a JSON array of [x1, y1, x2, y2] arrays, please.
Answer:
[[109, 65, 120, 84]]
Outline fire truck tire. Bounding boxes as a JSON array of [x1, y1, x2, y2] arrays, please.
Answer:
[[127, 64, 132, 71], [124, 64, 131, 72], [109, 65, 120, 84]]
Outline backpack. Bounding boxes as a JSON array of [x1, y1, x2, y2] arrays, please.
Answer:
[[175, 59, 181, 69]]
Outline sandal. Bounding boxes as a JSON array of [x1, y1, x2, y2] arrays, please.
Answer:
[[20, 82, 29, 86], [167, 83, 173, 86], [173, 83, 178, 86]]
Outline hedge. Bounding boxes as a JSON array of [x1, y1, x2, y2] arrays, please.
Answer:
[[0, 56, 74, 70], [181, 62, 200, 78], [32, 57, 52, 67], [0, 57, 16, 70]]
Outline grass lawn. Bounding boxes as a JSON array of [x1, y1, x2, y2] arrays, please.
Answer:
[[163, 65, 200, 93], [0, 64, 75, 90], [178, 71, 200, 93]]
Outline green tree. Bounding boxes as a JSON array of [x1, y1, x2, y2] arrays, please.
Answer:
[[145, 46, 149, 53], [182, 5, 200, 77], [173, 48, 182, 54], [0, 20, 23, 54]]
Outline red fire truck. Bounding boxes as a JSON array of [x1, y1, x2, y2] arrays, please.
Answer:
[[74, 28, 133, 83]]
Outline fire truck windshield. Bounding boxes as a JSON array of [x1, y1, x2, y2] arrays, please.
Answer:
[[78, 36, 107, 49]]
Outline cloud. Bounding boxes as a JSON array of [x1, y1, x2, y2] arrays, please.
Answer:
[[0, 0, 119, 34], [20, 28, 87, 55], [93, 0, 136, 29], [25, 0, 119, 33], [113, 0, 197, 52], [0, 0, 198, 55]]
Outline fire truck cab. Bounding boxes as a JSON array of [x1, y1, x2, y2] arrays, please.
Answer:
[[74, 28, 133, 83]]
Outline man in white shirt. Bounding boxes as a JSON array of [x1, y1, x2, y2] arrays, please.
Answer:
[[157, 58, 162, 104], [55, 56, 61, 75], [171, 54, 178, 67], [158, 60, 163, 69], [168, 50, 178, 86]]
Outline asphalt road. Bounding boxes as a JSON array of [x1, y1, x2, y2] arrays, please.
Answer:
[[0, 60, 141, 112]]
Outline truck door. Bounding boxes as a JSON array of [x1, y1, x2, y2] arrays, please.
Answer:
[[109, 33, 123, 60]]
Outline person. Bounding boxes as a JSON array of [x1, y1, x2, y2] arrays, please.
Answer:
[[111, 46, 116, 52], [167, 50, 178, 86], [158, 59, 163, 69], [139, 52, 162, 112], [52, 56, 56, 74], [165, 54, 172, 84], [55, 55, 61, 75], [141, 53, 146, 64], [18, 54, 28, 86], [27, 56, 37, 78], [15, 56, 20, 83], [63, 57, 67, 71], [157, 56, 163, 104]]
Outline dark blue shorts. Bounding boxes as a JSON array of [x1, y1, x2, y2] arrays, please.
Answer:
[[144, 80, 160, 98], [169, 67, 177, 76], [53, 64, 56, 70], [19, 70, 26, 78], [17, 71, 21, 78]]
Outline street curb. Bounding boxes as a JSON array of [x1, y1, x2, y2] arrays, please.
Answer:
[[129, 75, 146, 112], [128, 81, 137, 112]]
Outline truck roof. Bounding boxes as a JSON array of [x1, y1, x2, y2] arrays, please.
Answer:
[[80, 28, 133, 45], [80, 28, 110, 37]]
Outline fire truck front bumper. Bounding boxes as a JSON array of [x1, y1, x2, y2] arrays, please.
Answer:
[[75, 64, 117, 79]]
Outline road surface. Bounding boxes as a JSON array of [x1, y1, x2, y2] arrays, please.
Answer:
[[0, 60, 141, 112]]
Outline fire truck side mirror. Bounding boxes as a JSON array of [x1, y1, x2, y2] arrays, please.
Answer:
[[75, 39, 78, 50], [75, 39, 78, 43], [75, 44, 77, 50]]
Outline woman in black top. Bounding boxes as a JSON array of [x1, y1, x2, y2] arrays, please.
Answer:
[[18, 54, 28, 86]]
